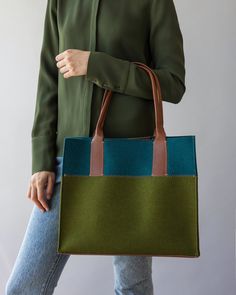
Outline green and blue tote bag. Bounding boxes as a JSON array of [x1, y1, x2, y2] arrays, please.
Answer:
[[57, 62, 200, 257]]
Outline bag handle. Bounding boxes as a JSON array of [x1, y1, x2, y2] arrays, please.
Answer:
[[90, 62, 167, 176]]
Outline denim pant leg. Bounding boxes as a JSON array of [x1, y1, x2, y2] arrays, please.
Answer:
[[112, 255, 154, 295], [5, 157, 69, 295]]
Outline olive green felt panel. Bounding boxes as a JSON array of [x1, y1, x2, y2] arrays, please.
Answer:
[[58, 175, 199, 257]]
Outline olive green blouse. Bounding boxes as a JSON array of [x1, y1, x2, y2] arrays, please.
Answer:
[[31, 0, 186, 175]]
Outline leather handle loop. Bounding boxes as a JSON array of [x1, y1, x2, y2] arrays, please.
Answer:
[[90, 62, 167, 176]]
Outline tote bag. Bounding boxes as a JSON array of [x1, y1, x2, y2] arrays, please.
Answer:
[[57, 62, 200, 257]]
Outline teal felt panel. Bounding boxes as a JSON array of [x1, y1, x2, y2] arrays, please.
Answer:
[[62, 135, 197, 176]]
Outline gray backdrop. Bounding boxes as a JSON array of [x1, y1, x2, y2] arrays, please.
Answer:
[[0, 0, 235, 294]]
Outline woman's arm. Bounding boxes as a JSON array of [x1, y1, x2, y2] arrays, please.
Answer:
[[85, 0, 186, 104], [31, 0, 59, 175]]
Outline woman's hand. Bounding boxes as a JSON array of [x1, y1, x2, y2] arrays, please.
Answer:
[[26, 171, 55, 213], [55, 49, 90, 79]]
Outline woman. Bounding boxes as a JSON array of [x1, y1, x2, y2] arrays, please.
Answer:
[[5, 0, 185, 294]]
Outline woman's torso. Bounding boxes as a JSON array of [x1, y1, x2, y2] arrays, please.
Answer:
[[56, 0, 156, 156]]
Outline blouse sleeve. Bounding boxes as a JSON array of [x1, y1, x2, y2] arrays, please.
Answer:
[[31, 0, 59, 175], [85, 0, 186, 104]]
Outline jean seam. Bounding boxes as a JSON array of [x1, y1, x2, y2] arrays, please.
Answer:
[[40, 254, 65, 295]]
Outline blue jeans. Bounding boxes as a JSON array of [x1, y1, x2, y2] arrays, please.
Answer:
[[5, 156, 153, 295]]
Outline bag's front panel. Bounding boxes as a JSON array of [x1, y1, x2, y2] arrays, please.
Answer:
[[58, 174, 199, 257], [58, 134, 199, 257]]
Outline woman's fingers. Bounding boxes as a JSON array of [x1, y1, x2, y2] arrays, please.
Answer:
[[55, 49, 90, 78], [59, 65, 70, 74], [55, 51, 66, 61], [28, 171, 56, 213], [46, 174, 55, 200], [26, 183, 31, 199], [56, 59, 66, 69], [36, 180, 49, 212], [30, 184, 45, 213]]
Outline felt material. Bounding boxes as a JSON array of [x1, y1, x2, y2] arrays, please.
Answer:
[[58, 175, 199, 256], [58, 135, 200, 257], [62, 135, 197, 176]]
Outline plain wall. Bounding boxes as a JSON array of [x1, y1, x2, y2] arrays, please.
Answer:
[[0, 0, 235, 294]]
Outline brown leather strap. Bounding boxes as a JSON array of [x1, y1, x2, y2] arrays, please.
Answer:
[[90, 62, 167, 176]]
